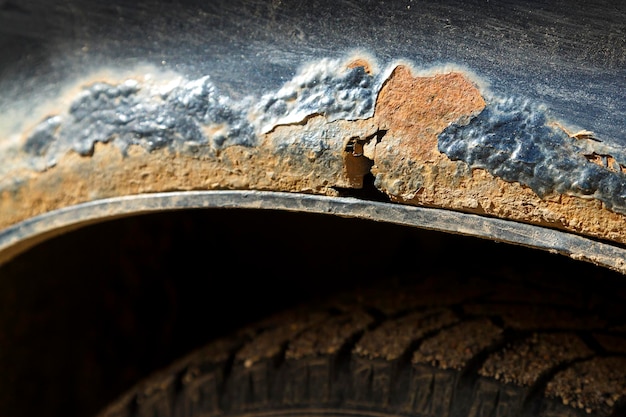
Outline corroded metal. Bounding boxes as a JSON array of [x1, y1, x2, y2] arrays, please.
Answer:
[[439, 98, 626, 213], [3, 55, 626, 248], [1, 0, 625, 269]]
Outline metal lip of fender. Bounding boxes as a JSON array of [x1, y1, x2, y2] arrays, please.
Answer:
[[0, 190, 624, 274]]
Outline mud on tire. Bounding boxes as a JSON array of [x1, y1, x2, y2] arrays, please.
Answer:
[[96, 271, 626, 417]]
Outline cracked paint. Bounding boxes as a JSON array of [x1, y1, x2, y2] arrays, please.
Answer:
[[2, 55, 626, 246]]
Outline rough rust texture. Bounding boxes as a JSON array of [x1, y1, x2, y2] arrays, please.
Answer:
[[3, 58, 626, 250], [0, 110, 378, 231], [0, 135, 350, 230], [366, 65, 626, 246], [373, 66, 485, 165]]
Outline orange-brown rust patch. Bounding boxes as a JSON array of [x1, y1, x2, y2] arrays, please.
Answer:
[[584, 153, 626, 174], [4, 60, 626, 251], [368, 66, 485, 201], [0, 140, 349, 231], [368, 65, 626, 246], [373, 66, 485, 162], [346, 59, 374, 74], [344, 150, 373, 188], [0, 112, 377, 231]]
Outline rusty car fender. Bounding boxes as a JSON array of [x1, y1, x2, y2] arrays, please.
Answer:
[[1, 0, 626, 272]]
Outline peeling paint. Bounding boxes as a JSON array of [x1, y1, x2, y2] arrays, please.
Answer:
[[253, 57, 383, 134], [4, 54, 626, 246], [23, 76, 257, 169], [439, 98, 626, 214]]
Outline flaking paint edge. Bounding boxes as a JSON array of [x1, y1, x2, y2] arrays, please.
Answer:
[[2, 54, 626, 247]]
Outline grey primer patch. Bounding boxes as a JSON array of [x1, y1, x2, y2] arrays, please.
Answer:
[[23, 116, 62, 156], [23, 58, 382, 168], [253, 58, 380, 133], [439, 97, 626, 214], [24, 76, 257, 167]]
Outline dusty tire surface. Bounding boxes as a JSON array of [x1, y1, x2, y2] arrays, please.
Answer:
[[97, 273, 626, 417]]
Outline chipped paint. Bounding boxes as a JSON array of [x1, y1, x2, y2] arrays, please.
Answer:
[[253, 57, 383, 134], [22, 75, 256, 169], [439, 97, 626, 215], [2, 55, 626, 247]]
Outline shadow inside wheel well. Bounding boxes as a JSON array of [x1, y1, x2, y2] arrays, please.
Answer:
[[0, 208, 623, 417]]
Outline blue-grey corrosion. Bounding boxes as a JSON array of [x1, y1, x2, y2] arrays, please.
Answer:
[[23, 77, 257, 166], [255, 59, 379, 133], [439, 97, 626, 214], [20, 56, 626, 215], [23, 60, 381, 169]]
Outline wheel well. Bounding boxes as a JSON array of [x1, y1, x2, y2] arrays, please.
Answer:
[[0, 209, 621, 417], [0, 207, 624, 417]]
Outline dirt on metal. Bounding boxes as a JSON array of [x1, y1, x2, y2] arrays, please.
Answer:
[[3, 57, 626, 249]]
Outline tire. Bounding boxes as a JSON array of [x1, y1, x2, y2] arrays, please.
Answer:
[[2, 1, 626, 417], [97, 274, 626, 417]]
